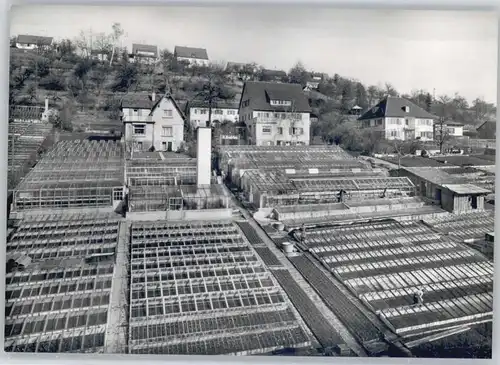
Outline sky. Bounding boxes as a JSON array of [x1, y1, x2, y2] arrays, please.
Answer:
[[10, 5, 498, 104]]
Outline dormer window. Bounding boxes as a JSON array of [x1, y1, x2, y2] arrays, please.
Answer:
[[403, 106, 410, 113], [270, 99, 292, 106]]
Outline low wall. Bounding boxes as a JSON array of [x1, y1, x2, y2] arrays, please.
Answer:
[[127, 208, 233, 221], [182, 208, 233, 220]]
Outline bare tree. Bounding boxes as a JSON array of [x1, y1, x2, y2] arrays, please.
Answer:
[[74, 29, 94, 58], [109, 23, 124, 66], [434, 117, 451, 154], [192, 68, 233, 128]]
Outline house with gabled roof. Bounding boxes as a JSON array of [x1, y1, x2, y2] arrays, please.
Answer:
[[174, 46, 209, 67], [129, 43, 158, 64], [121, 92, 186, 152], [358, 96, 438, 141], [15, 35, 53, 51], [239, 81, 312, 146], [260, 69, 287, 82]]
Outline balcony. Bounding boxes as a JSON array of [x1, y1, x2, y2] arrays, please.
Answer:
[[121, 113, 154, 123]]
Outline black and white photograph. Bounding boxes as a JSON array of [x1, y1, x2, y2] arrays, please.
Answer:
[[5, 5, 496, 359]]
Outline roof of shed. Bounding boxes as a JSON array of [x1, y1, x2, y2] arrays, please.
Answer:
[[442, 183, 491, 195]]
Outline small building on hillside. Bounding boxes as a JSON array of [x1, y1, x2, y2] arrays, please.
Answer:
[[15, 35, 53, 50], [239, 81, 312, 146], [129, 43, 158, 64], [121, 92, 186, 152], [476, 121, 496, 139], [358, 96, 437, 141], [186, 101, 239, 129], [174, 46, 209, 67], [434, 121, 464, 139], [394, 167, 490, 214], [304, 73, 323, 90], [225, 62, 257, 80]]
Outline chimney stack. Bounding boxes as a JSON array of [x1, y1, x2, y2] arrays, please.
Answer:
[[196, 127, 212, 186], [152, 91, 156, 102], [44, 98, 49, 113]]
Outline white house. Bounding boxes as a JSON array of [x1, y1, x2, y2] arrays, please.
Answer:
[[239, 81, 312, 146], [129, 44, 158, 64], [358, 96, 437, 141], [121, 92, 186, 152], [174, 46, 209, 67], [434, 121, 464, 139], [187, 101, 239, 129], [15, 35, 53, 50]]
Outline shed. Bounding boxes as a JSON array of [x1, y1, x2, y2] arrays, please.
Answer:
[[396, 167, 491, 213], [440, 184, 491, 213]]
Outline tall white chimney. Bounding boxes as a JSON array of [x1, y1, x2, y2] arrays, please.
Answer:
[[44, 98, 49, 113], [151, 91, 156, 102], [197, 127, 212, 186]]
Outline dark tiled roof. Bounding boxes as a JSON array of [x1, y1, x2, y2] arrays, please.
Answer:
[[174, 46, 209, 60], [226, 62, 246, 70], [16, 35, 53, 45], [121, 94, 156, 109], [240, 81, 312, 113], [131, 44, 158, 57], [358, 96, 438, 120], [477, 120, 496, 131], [262, 69, 287, 77]]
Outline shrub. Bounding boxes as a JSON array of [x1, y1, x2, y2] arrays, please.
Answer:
[[39, 74, 66, 91]]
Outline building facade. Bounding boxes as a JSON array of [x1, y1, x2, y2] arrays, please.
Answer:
[[434, 121, 464, 140], [15, 35, 53, 50], [358, 96, 437, 141], [239, 82, 312, 146], [174, 46, 209, 67], [187, 101, 239, 129], [129, 44, 158, 64], [122, 93, 185, 152]]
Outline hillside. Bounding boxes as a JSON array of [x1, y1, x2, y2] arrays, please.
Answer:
[[9, 36, 496, 154]]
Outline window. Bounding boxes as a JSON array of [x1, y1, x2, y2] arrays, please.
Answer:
[[242, 100, 250, 108], [162, 127, 173, 137], [214, 109, 223, 115], [390, 130, 398, 137], [133, 125, 145, 135], [163, 109, 173, 118], [376, 120, 383, 126], [405, 119, 410, 126], [227, 110, 236, 115], [137, 142, 143, 150], [262, 127, 272, 134], [162, 142, 167, 150], [200, 109, 207, 115], [277, 127, 283, 135], [270, 99, 292, 106], [292, 128, 303, 135]]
